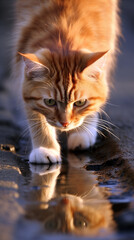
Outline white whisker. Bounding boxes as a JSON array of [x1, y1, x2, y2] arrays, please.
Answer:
[[81, 125, 94, 137], [83, 117, 119, 139], [99, 108, 110, 119]]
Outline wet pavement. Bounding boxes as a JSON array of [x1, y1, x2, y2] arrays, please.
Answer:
[[1, 133, 134, 240], [0, 0, 134, 240]]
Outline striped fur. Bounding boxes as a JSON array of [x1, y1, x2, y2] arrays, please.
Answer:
[[14, 0, 120, 163]]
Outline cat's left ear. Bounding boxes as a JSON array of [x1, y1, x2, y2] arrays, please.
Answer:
[[18, 52, 50, 79], [80, 50, 109, 79]]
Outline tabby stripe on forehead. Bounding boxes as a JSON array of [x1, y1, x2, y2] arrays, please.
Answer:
[[69, 57, 77, 101], [54, 87, 57, 100], [63, 59, 70, 103], [55, 71, 63, 100], [52, 54, 63, 100], [57, 81, 63, 100]]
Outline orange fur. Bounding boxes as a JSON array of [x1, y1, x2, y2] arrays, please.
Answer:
[[13, 0, 120, 163]]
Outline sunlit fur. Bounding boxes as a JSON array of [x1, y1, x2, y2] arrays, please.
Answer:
[[14, 0, 120, 163], [25, 154, 114, 236]]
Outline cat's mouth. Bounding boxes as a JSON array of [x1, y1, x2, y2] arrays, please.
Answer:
[[56, 121, 83, 131], [47, 119, 83, 131], [56, 124, 74, 131]]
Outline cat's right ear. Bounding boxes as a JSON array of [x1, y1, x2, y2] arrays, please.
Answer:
[[79, 50, 109, 80], [18, 52, 50, 80]]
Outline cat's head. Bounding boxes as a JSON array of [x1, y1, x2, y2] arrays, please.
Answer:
[[20, 48, 109, 131], [26, 194, 113, 236]]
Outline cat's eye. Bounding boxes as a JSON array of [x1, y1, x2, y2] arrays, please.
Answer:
[[44, 217, 61, 231], [74, 99, 87, 107], [44, 98, 56, 107], [73, 212, 88, 229]]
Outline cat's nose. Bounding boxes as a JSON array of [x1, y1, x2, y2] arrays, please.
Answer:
[[60, 121, 70, 127], [60, 197, 69, 205]]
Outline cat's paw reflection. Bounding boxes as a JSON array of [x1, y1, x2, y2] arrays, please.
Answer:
[[68, 153, 91, 167], [30, 163, 61, 175], [68, 131, 97, 150], [29, 147, 61, 164]]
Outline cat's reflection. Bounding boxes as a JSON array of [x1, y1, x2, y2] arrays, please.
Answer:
[[25, 153, 114, 236]]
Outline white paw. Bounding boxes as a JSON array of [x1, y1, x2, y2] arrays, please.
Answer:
[[68, 131, 97, 150], [29, 147, 62, 164]]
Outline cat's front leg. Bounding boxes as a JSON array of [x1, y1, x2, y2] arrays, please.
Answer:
[[68, 115, 98, 150], [26, 108, 61, 164]]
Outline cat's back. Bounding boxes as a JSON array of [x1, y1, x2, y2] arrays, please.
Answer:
[[15, 0, 119, 55], [16, 0, 118, 27]]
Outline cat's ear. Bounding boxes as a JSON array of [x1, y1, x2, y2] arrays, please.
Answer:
[[80, 50, 108, 79], [18, 52, 50, 80]]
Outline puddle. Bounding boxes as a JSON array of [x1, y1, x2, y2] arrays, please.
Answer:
[[0, 136, 134, 239], [23, 158, 114, 237]]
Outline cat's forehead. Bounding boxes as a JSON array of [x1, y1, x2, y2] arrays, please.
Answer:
[[40, 57, 90, 102], [42, 84, 87, 103], [51, 71, 88, 102], [49, 88, 87, 103]]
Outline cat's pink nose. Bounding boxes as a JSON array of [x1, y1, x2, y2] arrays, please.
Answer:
[[60, 121, 70, 127]]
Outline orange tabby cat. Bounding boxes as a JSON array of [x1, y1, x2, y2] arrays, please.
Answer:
[[14, 0, 120, 163]]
